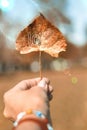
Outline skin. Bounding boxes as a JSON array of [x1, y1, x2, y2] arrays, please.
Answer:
[[3, 77, 53, 130]]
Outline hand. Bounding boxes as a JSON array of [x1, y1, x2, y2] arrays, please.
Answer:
[[3, 77, 53, 122]]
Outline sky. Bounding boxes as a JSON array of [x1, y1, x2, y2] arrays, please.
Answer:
[[0, 0, 87, 47], [66, 0, 87, 46]]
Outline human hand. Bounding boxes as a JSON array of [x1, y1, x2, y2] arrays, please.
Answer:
[[3, 77, 53, 122]]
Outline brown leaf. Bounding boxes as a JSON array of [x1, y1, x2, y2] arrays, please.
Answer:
[[16, 14, 67, 58]]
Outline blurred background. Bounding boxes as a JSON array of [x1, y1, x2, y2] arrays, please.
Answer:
[[0, 0, 87, 130]]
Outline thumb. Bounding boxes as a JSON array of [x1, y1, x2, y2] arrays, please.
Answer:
[[38, 79, 47, 88], [38, 79, 53, 101], [38, 79, 49, 94]]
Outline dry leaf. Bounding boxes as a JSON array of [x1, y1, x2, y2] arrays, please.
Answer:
[[16, 14, 66, 58]]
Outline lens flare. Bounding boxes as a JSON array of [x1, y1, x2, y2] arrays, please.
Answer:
[[71, 76, 78, 84], [0, 0, 14, 12]]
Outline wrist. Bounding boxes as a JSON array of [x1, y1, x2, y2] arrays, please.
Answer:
[[13, 109, 53, 130], [13, 114, 48, 130]]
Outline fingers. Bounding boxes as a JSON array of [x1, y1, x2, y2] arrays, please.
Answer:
[[38, 78, 53, 101], [11, 77, 53, 101], [19, 77, 50, 90], [26, 77, 50, 87], [25, 77, 53, 101], [38, 78, 53, 92], [12, 78, 41, 91], [48, 94, 53, 101], [38, 78, 49, 87]]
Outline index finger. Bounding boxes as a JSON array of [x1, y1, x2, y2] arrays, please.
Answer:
[[24, 77, 50, 89], [14, 77, 50, 91]]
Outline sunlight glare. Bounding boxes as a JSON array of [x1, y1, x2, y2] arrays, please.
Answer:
[[1, 0, 9, 8]]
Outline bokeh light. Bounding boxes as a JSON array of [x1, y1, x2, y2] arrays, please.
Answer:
[[71, 76, 78, 84], [50, 59, 69, 71], [30, 61, 39, 72]]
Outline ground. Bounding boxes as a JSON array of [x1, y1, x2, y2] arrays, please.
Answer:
[[0, 67, 87, 130]]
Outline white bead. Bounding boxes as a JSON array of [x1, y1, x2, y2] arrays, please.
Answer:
[[17, 112, 26, 121], [13, 112, 26, 127]]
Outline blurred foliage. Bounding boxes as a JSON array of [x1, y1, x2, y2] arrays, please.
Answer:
[[0, 29, 87, 73], [0, 0, 87, 73]]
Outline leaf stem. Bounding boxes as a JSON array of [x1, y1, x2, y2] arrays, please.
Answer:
[[39, 51, 42, 79]]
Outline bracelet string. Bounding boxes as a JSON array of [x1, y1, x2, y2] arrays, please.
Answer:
[[13, 109, 53, 130]]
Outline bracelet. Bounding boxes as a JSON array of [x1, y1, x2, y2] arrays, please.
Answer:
[[13, 109, 53, 130]]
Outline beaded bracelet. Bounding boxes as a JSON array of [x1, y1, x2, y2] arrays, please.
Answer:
[[13, 109, 53, 130]]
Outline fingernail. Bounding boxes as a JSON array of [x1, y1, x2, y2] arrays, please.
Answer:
[[38, 80, 46, 88]]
